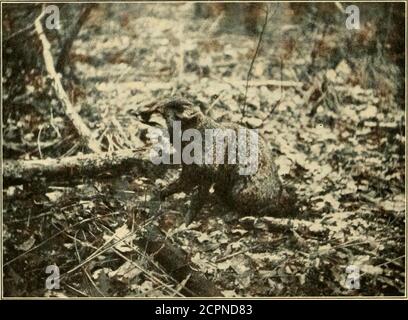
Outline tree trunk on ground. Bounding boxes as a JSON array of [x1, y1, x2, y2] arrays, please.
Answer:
[[3, 148, 176, 186]]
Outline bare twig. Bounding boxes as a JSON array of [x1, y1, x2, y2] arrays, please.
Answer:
[[241, 4, 269, 120], [216, 244, 260, 263], [205, 91, 225, 115], [34, 8, 101, 153], [231, 79, 302, 88], [37, 124, 45, 159], [4, 23, 36, 43]]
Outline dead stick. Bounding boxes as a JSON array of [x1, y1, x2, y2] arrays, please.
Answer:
[[137, 225, 222, 297], [34, 10, 101, 153], [3, 148, 176, 186]]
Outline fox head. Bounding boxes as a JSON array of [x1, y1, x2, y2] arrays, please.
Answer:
[[160, 98, 203, 129], [139, 97, 203, 131]]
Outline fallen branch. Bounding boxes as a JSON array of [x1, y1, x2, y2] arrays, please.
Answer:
[[231, 79, 303, 88], [3, 148, 175, 186], [240, 216, 329, 237], [34, 10, 101, 153], [137, 225, 222, 297]]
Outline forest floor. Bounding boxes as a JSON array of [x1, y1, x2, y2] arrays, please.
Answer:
[[3, 4, 405, 297]]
